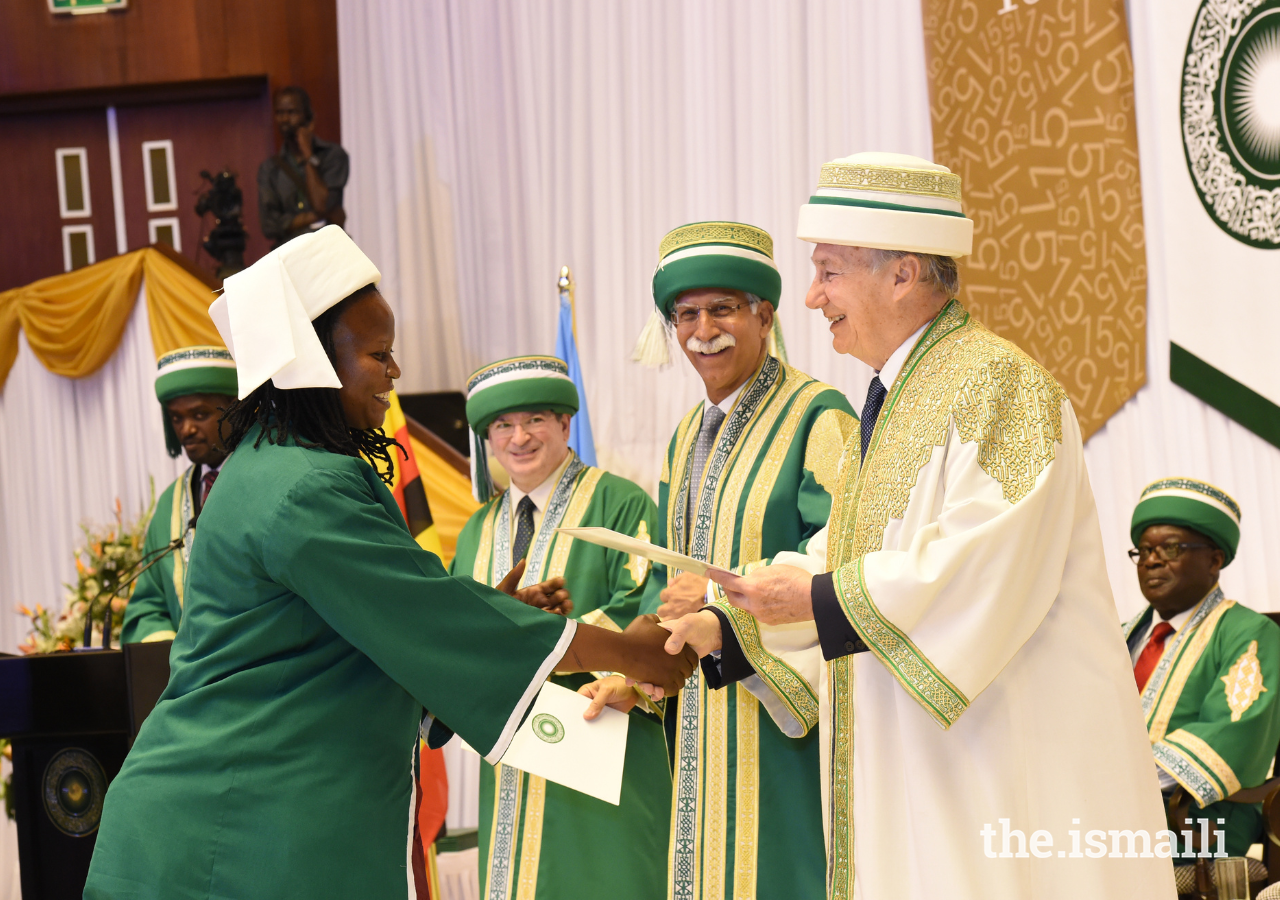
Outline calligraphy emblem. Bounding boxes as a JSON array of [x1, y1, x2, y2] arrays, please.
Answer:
[[42, 748, 107, 837], [532, 713, 565, 744], [1223, 639, 1268, 721], [1182, 0, 1280, 248]]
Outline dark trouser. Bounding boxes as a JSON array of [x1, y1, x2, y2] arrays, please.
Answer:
[[1165, 790, 1264, 857]]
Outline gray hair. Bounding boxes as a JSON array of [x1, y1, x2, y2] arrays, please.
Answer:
[[866, 249, 960, 299]]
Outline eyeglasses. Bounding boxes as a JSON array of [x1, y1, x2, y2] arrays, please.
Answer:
[[670, 301, 750, 326], [1127, 542, 1214, 564]]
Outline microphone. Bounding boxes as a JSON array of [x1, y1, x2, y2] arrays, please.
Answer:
[[83, 534, 185, 650]]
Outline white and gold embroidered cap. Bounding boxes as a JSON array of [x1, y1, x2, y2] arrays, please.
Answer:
[[208, 225, 381, 399], [797, 152, 973, 257]]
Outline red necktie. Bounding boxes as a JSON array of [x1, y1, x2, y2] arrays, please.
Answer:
[[201, 470, 218, 505], [1134, 621, 1175, 691]]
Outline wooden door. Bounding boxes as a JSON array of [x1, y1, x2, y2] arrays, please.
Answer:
[[0, 108, 119, 291], [115, 93, 274, 270]]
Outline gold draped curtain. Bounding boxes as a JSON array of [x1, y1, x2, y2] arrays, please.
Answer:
[[0, 249, 480, 559], [0, 248, 222, 391]]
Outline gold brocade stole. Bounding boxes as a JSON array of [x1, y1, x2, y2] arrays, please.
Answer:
[[665, 358, 828, 900], [821, 300, 1066, 899], [475, 460, 603, 900], [168, 464, 198, 610]]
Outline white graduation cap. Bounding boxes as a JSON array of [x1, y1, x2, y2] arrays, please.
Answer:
[[209, 225, 381, 400]]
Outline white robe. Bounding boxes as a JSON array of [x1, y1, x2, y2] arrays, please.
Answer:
[[712, 303, 1176, 899]]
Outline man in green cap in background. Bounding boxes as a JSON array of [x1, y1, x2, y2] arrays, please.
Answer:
[[1126, 478, 1280, 857], [609, 221, 856, 899], [121, 345, 237, 643], [452, 354, 670, 900]]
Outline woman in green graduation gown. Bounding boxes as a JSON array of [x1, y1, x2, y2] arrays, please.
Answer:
[[84, 226, 694, 900]]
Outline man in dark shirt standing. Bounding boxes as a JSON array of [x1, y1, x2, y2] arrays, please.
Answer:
[[257, 86, 349, 248]]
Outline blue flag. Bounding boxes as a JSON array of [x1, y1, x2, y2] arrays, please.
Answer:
[[555, 271, 597, 466]]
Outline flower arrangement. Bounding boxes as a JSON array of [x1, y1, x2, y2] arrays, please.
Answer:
[[16, 485, 155, 653], [4, 487, 155, 819]]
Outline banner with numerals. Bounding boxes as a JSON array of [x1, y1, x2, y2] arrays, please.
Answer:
[[1130, 0, 1280, 447], [922, 0, 1148, 439]]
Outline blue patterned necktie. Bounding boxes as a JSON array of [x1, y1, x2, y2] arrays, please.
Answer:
[[688, 404, 727, 532], [512, 495, 536, 563], [860, 376, 886, 466]]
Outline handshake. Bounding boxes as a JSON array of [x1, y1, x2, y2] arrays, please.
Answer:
[[501, 562, 817, 719]]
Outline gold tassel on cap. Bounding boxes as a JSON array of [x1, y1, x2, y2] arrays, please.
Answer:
[[631, 309, 671, 368]]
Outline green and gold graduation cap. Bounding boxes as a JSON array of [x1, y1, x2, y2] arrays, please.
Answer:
[[1130, 478, 1242, 566], [465, 355, 579, 501], [634, 221, 783, 368], [154, 345, 238, 457]]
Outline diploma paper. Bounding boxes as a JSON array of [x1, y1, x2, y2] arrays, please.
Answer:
[[499, 682, 628, 805], [554, 526, 741, 586]]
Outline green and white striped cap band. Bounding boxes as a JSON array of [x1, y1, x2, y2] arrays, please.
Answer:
[[154, 345, 237, 404], [154, 345, 237, 457], [1131, 477, 1242, 566], [797, 152, 973, 257], [652, 221, 782, 317], [465, 355, 579, 434]]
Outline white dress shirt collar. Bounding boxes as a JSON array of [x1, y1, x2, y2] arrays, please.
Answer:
[[708, 379, 747, 417], [508, 450, 574, 517], [876, 318, 932, 392], [1130, 604, 1197, 664]]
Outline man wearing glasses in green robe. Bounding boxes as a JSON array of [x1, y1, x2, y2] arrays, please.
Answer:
[[1125, 478, 1280, 858], [452, 354, 670, 900]]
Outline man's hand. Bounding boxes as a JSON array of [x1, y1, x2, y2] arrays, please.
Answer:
[[579, 675, 641, 720], [657, 572, 709, 620], [296, 123, 316, 160], [658, 610, 723, 657], [617, 614, 697, 696], [289, 210, 320, 231], [496, 560, 573, 616], [708, 564, 814, 625]]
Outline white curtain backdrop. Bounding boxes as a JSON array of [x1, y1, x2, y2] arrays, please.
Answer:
[[0, 285, 186, 896]]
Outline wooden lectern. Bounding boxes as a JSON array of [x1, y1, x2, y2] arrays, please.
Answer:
[[0, 641, 171, 900]]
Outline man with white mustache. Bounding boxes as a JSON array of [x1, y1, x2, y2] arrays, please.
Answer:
[[582, 221, 856, 899]]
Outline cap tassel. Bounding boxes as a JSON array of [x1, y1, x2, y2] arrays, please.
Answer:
[[769, 316, 789, 365], [470, 429, 494, 502], [631, 309, 671, 369]]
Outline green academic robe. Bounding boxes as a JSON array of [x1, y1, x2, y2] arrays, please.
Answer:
[[641, 355, 857, 900], [1124, 587, 1280, 855], [450, 454, 670, 900], [86, 427, 575, 900], [120, 466, 201, 644]]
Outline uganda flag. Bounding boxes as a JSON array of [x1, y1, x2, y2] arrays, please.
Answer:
[[379, 390, 444, 558]]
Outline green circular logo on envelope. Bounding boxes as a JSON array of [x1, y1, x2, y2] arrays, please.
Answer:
[[1181, 0, 1280, 247], [532, 713, 565, 744]]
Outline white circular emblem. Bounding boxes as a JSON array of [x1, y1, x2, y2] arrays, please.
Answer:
[[1182, 0, 1280, 247]]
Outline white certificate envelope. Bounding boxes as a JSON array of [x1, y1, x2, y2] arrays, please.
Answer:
[[499, 681, 629, 805], [554, 526, 743, 588]]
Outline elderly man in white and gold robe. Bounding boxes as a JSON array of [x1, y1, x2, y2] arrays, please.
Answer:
[[660, 153, 1176, 899]]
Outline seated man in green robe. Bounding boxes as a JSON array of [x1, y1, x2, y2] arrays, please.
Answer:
[[453, 354, 669, 900], [85, 226, 696, 900], [1126, 478, 1280, 856], [120, 345, 238, 643]]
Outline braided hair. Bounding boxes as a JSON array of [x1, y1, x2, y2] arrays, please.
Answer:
[[219, 285, 404, 485]]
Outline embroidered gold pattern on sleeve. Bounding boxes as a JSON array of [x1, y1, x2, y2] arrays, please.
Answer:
[[1223, 639, 1268, 722], [803, 407, 858, 495]]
